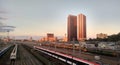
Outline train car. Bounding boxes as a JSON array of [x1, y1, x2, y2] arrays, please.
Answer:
[[10, 54, 16, 60], [10, 44, 18, 60], [34, 46, 100, 65], [0, 46, 11, 57]]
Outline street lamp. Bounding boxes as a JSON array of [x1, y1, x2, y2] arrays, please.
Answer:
[[55, 42, 56, 53], [79, 42, 81, 58], [72, 38, 75, 65]]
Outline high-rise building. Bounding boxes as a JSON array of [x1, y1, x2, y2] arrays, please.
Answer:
[[77, 14, 86, 41], [67, 15, 77, 42]]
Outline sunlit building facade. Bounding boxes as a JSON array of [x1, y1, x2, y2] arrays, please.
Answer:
[[96, 33, 107, 39], [67, 15, 77, 42], [77, 14, 86, 41], [39, 33, 57, 42], [47, 33, 56, 42], [62, 34, 67, 42]]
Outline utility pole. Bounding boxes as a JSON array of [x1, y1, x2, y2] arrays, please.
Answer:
[[72, 38, 75, 65], [79, 42, 81, 58]]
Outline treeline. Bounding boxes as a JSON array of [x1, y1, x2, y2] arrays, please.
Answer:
[[88, 33, 120, 42]]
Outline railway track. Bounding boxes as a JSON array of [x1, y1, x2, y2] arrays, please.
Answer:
[[22, 44, 69, 65], [10, 60, 15, 65], [36, 50, 69, 65], [0, 44, 44, 65], [40, 46, 120, 65], [16, 44, 43, 65], [0, 45, 14, 65]]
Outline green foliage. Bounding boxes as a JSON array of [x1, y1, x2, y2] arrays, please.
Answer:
[[107, 32, 120, 42]]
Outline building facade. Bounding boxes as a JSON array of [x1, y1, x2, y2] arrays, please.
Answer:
[[47, 33, 56, 42], [67, 15, 77, 42], [77, 14, 86, 41], [96, 33, 107, 39]]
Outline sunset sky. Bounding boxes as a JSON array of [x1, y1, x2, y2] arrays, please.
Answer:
[[1, 0, 120, 39]]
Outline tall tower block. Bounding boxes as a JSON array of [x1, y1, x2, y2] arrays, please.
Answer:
[[77, 14, 86, 41], [67, 15, 77, 42]]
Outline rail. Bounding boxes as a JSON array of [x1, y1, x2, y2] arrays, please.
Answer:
[[34, 46, 100, 65]]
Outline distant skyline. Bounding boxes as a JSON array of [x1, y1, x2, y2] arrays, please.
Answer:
[[1, 0, 120, 39]]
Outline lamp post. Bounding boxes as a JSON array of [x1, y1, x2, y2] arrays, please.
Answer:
[[79, 42, 81, 58], [55, 42, 56, 53], [72, 38, 75, 65], [7, 30, 10, 42]]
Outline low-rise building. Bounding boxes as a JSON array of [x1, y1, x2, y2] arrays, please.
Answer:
[[96, 33, 107, 39]]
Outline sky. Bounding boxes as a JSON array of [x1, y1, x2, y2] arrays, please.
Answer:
[[0, 0, 120, 39]]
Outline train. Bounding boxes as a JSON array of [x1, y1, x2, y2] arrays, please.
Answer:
[[41, 43, 120, 57], [34, 46, 100, 65], [0, 46, 11, 57], [42, 43, 87, 51], [10, 44, 18, 60]]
